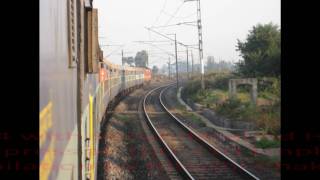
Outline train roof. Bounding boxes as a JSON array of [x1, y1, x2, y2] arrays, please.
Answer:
[[102, 59, 120, 69], [102, 59, 148, 72]]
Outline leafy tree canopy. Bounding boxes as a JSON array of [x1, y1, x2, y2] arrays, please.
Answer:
[[152, 65, 159, 74], [135, 50, 149, 68], [236, 23, 280, 77]]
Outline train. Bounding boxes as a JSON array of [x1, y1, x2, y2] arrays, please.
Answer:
[[40, 1, 151, 180]]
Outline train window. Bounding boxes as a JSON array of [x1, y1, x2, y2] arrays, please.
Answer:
[[67, 0, 77, 68], [87, 8, 99, 73], [84, 0, 92, 8]]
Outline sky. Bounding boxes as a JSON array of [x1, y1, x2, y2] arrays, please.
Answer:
[[93, 0, 280, 68]]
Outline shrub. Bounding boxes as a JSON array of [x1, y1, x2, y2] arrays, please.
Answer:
[[115, 114, 129, 122], [258, 78, 280, 101], [205, 73, 235, 91], [188, 113, 206, 127], [183, 74, 280, 136], [183, 80, 201, 97], [255, 137, 280, 149], [216, 98, 243, 120], [215, 97, 262, 122], [257, 106, 280, 135]]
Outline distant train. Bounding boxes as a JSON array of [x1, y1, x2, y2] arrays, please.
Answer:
[[40, 1, 151, 179]]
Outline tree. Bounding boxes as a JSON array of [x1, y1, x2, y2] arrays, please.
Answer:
[[236, 23, 280, 77], [123, 56, 135, 66], [152, 65, 159, 74], [135, 50, 148, 67]]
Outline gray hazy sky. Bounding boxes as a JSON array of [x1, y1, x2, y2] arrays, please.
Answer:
[[94, 0, 280, 68]]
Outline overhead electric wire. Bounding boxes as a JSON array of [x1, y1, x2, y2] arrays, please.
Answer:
[[150, 21, 197, 29], [104, 44, 126, 58], [145, 27, 198, 51], [134, 41, 174, 46], [152, 0, 168, 26], [100, 44, 123, 47], [161, 11, 196, 21], [163, 2, 185, 26], [133, 40, 172, 44], [135, 41, 175, 58]]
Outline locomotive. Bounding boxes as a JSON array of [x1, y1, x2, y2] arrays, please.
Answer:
[[40, 0, 151, 179]]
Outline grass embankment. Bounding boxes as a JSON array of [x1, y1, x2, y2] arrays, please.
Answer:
[[173, 100, 206, 128], [183, 111, 206, 127], [184, 73, 281, 148]]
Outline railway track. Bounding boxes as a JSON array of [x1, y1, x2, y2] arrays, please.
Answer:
[[143, 84, 260, 180]]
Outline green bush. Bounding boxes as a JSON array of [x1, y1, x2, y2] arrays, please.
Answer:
[[216, 98, 243, 120], [186, 73, 234, 93], [206, 90, 226, 108], [115, 114, 129, 122], [183, 80, 201, 97], [258, 78, 280, 101], [188, 113, 206, 127], [215, 97, 261, 122], [255, 137, 280, 149], [183, 74, 281, 136], [189, 89, 226, 108], [257, 106, 280, 135], [205, 73, 235, 91]]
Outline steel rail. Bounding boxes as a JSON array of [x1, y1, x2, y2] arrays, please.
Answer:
[[159, 85, 260, 180], [143, 84, 195, 180]]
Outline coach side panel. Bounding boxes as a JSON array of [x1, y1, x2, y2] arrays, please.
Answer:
[[40, 0, 79, 179]]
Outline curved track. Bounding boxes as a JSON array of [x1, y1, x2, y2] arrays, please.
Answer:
[[143, 84, 260, 180]]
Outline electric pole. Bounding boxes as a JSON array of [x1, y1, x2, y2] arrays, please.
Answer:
[[121, 49, 124, 66], [174, 34, 179, 91], [144, 27, 181, 91], [191, 50, 194, 79], [197, 0, 205, 89], [186, 47, 189, 80], [185, 0, 205, 89], [168, 57, 171, 79]]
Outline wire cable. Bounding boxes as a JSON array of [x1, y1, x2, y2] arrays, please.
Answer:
[[163, 2, 184, 26], [152, 0, 168, 26]]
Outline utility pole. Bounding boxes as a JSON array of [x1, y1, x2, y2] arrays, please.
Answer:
[[168, 57, 171, 79], [186, 47, 189, 80], [144, 27, 180, 90], [197, 0, 205, 89], [184, 0, 205, 89], [174, 34, 179, 91], [121, 50, 124, 66], [191, 50, 194, 79]]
